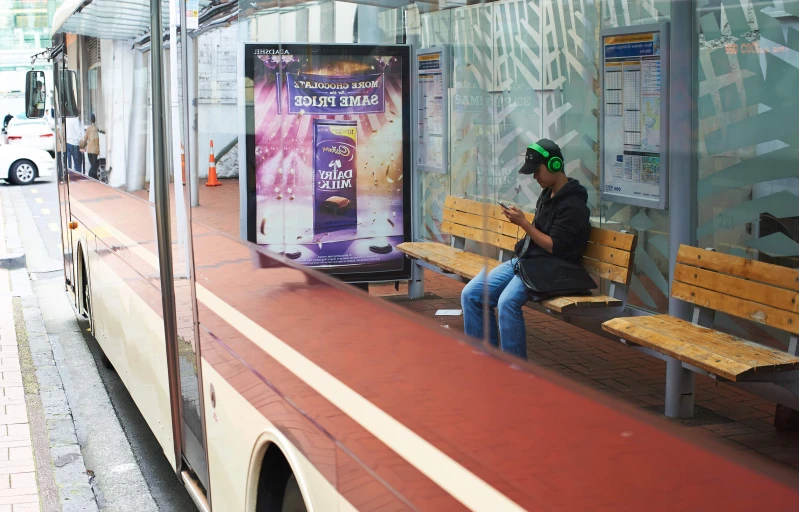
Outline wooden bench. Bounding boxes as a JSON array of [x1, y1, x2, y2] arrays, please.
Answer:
[[602, 245, 799, 419], [398, 196, 638, 315]]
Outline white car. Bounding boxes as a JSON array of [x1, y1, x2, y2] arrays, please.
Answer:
[[0, 145, 55, 185], [6, 117, 55, 155]]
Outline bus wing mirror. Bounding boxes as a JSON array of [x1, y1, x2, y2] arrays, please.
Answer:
[[60, 70, 80, 118], [25, 71, 46, 119]]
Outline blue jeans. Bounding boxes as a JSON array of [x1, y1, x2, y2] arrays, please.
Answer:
[[461, 259, 528, 359], [66, 144, 82, 173]]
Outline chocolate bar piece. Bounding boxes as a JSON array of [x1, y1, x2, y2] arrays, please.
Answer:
[[321, 196, 351, 213]]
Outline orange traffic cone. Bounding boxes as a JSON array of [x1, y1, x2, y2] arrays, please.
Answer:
[[181, 143, 186, 184], [206, 139, 221, 187]]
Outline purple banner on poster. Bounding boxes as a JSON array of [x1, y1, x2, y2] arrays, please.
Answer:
[[286, 73, 385, 114]]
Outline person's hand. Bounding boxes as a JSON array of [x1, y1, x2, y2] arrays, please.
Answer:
[[501, 205, 529, 227]]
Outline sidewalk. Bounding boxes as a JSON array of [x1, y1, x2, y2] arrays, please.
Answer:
[[0, 273, 39, 510], [0, 185, 97, 512], [372, 272, 799, 473]]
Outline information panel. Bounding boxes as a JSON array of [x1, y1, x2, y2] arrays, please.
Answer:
[[244, 44, 412, 283], [600, 24, 669, 209], [416, 46, 449, 174]]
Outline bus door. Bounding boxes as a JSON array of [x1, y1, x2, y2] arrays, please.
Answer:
[[164, 23, 210, 493], [52, 49, 77, 299]]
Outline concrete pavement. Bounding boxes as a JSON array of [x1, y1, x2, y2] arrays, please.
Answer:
[[0, 283, 41, 512]]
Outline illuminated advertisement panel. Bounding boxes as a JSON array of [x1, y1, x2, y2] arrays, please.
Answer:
[[245, 44, 412, 282]]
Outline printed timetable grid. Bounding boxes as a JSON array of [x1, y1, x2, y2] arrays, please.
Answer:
[[623, 62, 641, 146], [604, 66, 622, 116]]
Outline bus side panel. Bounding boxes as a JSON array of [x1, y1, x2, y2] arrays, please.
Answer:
[[201, 360, 354, 512], [90, 235, 176, 469], [66, 179, 177, 470]]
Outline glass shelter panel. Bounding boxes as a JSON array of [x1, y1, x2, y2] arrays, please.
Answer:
[[696, 0, 799, 350], [600, 0, 672, 313]]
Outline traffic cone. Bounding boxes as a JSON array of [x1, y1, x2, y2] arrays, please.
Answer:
[[181, 143, 186, 185], [206, 139, 221, 187]]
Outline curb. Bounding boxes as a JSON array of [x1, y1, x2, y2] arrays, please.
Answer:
[[0, 249, 26, 269], [19, 289, 99, 512]]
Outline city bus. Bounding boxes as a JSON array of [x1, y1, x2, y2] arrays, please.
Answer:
[[27, 0, 799, 510]]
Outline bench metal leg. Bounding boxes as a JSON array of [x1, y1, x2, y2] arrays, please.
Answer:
[[408, 260, 425, 299], [665, 356, 695, 418]]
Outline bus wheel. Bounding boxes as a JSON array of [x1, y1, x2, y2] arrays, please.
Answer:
[[281, 474, 304, 512], [255, 446, 307, 512]]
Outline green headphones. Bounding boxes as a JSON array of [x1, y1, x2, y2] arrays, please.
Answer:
[[529, 143, 564, 173]]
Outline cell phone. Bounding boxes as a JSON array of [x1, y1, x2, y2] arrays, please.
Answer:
[[498, 201, 510, 210]]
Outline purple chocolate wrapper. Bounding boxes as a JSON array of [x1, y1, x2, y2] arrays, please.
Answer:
[[313, 119, 358, 234]]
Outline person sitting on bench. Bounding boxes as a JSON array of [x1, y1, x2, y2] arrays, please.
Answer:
[[460, 139, 591, 360]]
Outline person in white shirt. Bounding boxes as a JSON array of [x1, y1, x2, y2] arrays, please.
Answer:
[[65, 116, 83, 173]]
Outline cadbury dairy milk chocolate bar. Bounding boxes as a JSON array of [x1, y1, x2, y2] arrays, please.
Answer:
[[313, 119, 357, 234]]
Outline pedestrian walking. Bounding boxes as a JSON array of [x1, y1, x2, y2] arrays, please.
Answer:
[[81, 114, 100, 179], [66, 116, 83, 173]]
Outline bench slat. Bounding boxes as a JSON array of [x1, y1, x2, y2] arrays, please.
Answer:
[[441, 221, 518, 252], [672, 281, 799, 335], [397, 242, 499, 280], [602, 315, 793, 381], [542, 295, 623, 313], [675, 264, 799, 314], [444, 196, 506, 220], [602, 318, 751, 381], [677, 245, 799, 292], [583, 243, 632, 268], [588, 229, 637, 252], [602, 315, 799, 381], [653, 315, 799, 366], [443, 209, 521, 239], [581, 258, 630, 285], [445, 196, 535, 223]]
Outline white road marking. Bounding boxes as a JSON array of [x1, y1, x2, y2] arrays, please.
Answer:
[[35, 198, 43, 204], [48, 223, 59, 233], [30, 188, 38, 194], [41, 208, 50, 215]]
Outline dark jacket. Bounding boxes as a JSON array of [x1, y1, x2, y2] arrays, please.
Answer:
[[513, 178, 591, 264]]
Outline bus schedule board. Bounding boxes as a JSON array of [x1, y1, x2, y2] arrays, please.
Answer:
[[416, 46, 449, 174], [244, 43, 412, 283], [600, 24, 669, 209]]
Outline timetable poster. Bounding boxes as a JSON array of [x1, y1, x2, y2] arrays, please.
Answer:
[[245, 44, 412, 282], [602, 30, 664, 207], [417, 48, 447, 174]]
